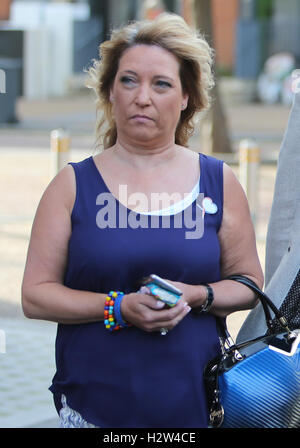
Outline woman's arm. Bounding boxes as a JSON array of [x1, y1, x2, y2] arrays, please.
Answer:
[[22, 165, 107, 323], [166, 163, 264, 318]]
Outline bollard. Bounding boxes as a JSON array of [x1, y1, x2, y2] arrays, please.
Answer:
[[239, 139, 260, 227], [51, 128, 70, 177]]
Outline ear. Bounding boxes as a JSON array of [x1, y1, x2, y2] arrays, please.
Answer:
[[181, 92, 189, 110], [109, 89, 114, 103]]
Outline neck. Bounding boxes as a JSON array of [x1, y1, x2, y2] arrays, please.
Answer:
[[112, 137, 178, 170]]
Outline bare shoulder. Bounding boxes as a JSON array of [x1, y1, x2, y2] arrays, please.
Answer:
[[223, 162, 240, 189], [175, 146, 200, 174], [176, 145, 199, 161], [220, 162, 253, 246], [222, 162, 248, 210], [22, 164, 77, 286], [93, 148, 113, 163], [218, 163, 263, 283], [219, 162, 253, 249], [39, 164, 76, 215]]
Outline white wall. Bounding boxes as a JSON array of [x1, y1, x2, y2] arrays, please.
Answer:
[[10, 1, 89, 98]]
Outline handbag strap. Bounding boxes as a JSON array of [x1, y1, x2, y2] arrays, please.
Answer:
[[226, 275, 290, 332], [215, 275, 291, 353]]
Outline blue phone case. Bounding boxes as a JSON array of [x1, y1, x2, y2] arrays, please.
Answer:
[[146, 283, 181, 307]]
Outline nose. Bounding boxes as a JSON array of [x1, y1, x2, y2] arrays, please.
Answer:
[[135, 83, 151, 107]]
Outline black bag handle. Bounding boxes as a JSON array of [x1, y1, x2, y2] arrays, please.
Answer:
[[220, 275, 291, 337], [215, 275, 291, 352]]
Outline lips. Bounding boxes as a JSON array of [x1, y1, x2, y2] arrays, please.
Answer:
[[131, 114, 154, 122]]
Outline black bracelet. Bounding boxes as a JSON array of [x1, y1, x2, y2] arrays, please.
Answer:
[[192, 284, 214, 314]]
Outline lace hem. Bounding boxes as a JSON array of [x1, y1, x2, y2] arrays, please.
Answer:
[[59, 394, 98, 428]]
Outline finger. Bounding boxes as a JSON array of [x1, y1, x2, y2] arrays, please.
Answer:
[[124, 293, 189, 331], [138, 292, 167, 310], [138, 286, 151, 294], [138, 286, 168, 309], [154, 305, 191, 332], [150, 301, 191, 325]]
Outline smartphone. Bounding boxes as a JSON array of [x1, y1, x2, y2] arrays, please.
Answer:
[[140, 274, 182, 307]]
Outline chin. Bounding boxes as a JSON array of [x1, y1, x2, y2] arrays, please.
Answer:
[[129, 131, 160, 144]]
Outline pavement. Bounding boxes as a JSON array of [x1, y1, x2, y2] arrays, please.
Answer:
[[0, 86, 293, 428]]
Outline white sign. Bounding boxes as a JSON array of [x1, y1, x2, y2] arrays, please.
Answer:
[[0, 69, 6, 94]]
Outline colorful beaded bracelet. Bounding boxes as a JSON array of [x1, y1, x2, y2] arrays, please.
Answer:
[[104, 291, 130, 332]]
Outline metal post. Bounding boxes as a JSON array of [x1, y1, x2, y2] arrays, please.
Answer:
[[239, 139, 260, 227], [50, 128, 70, 177]]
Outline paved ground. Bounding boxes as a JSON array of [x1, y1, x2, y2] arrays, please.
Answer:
[[0, 89, 292, 427]]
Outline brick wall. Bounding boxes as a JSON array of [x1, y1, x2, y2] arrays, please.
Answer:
[[212, 0, 239, 71], [0, 0, 12, 20]]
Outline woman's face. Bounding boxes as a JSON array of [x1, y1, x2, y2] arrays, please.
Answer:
[[110, 44, 188, 148]]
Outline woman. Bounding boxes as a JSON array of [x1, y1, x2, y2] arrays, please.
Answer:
[[22, 13, 263, 428]]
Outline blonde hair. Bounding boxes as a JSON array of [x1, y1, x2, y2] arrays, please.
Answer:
[[86, 13, 215, 149]]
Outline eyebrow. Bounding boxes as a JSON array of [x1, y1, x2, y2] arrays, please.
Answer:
[[119, 70, 175, 81]]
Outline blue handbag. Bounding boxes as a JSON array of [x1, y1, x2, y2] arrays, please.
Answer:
[[204, 275, 300, 428]]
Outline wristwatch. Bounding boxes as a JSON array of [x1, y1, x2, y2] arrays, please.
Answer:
[[193, 284, 214, 314]]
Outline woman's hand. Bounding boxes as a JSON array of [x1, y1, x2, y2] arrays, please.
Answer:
[[120, 290, 191, 333], [161, 280, 205, 306], [151, 279, 207, 310]]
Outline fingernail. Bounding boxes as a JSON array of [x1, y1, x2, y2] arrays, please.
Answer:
[[185, 306, 191, 313], [156, 300, 165, 309]]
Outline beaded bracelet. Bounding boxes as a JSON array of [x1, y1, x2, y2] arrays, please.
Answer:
[[104, 291, 131, 332]]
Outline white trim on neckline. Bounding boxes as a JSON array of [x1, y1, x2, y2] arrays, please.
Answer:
[[142, 180, 200, 216]]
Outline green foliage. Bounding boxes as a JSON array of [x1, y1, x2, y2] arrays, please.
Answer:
[[256, 0, 274, 19]]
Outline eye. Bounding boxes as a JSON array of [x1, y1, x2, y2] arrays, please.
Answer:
[[155, 80, 172, 89], [120, 76, 137, 86]]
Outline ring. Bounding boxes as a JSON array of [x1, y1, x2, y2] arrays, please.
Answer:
[[160, 328, 168, 336]]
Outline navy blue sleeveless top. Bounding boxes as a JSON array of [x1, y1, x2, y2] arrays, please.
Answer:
[[50, 153, 223, 428]]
